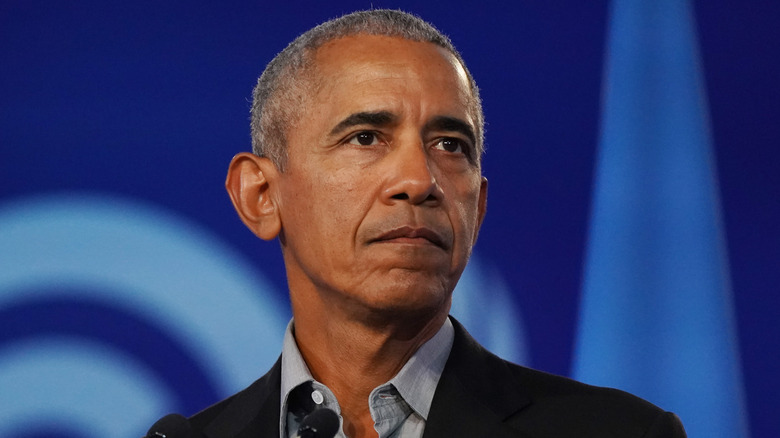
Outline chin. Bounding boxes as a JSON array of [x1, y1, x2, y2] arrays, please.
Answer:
[[360, 281, 451, 320]]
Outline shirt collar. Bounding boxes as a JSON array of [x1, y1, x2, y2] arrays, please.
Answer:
[[386, 317, 453, 419], [280, 319, 313, 410], [279, 317, 454, 428], [280, 320, 320, 438]]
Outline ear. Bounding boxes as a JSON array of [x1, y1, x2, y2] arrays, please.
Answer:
[[473, 176, 488, 243], [225, 152, 282, 240]]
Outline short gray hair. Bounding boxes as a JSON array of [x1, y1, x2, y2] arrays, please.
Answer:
[[250, 9, 484, 168]]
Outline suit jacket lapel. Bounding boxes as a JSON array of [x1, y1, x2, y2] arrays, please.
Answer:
[[203, 357, 282, 438], [424, 318, 533, 438]]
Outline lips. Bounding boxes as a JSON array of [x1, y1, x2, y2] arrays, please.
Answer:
[[372, 226, 448, 249]]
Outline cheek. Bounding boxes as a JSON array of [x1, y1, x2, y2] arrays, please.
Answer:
[[450, 185, 483, 244], [284, 169, 370, 242]]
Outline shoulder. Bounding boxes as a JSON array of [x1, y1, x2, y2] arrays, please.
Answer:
[[439, 318, 686, 437], [506, 363, 685, 436], [188, 357, 282, 437]]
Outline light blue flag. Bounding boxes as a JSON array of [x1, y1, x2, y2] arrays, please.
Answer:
[[572, 1, 750, 437]]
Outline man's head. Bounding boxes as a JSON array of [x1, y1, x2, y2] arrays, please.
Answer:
[[251, 9, 484, 168], [228, 10, 487, 326]]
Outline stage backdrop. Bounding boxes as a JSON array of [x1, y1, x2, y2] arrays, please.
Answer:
[[1, 1, 777, 437]]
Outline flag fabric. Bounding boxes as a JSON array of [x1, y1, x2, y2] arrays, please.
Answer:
[[572, 1, 750, 437]]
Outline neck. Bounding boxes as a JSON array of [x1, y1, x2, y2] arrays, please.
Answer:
[[290, 296, 449, 438]]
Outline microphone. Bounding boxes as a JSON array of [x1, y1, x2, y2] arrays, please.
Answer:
[[296, 408, 340, 438], [145, 413, 192, 438]]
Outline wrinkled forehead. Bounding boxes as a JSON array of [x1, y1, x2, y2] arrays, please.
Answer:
[[316, 37, 462, 82], [304, 35, 477, 120], [322, 36, 466, 78]]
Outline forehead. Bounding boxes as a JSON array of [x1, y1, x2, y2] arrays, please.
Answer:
[[306, 34, 473, 115], [313, 34, 463, 74]]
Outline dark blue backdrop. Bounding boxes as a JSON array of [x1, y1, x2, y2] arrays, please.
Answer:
[[1, 1, 777, 436]]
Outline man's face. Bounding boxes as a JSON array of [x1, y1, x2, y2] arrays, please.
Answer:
[[274, 35, 487, 319]]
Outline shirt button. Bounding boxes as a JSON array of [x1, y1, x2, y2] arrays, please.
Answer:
[[311, 390, 324, 405]]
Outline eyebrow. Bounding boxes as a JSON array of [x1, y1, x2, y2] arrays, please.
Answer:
[[328, 111, 477, 148], [423, 116, 477, 147], [329, 111, 398, 136]]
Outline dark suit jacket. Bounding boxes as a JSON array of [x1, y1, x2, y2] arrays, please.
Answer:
[[186, 318, 686, 437]]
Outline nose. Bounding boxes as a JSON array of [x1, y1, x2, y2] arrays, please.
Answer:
[[381, 140, 442, 206]]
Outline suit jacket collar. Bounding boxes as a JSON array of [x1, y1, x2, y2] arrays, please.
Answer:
[[423, 318, 533, 438], [202, 357, 282, 438]]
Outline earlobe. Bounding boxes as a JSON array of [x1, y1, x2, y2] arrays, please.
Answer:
[[225, 152, 282, 240]]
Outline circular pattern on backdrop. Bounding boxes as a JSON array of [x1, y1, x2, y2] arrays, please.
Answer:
[[0, 193, 289, 437]]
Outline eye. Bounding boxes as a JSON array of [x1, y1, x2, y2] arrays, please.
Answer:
[[346, 131, 380, 146], [433, 137, 467, 154]]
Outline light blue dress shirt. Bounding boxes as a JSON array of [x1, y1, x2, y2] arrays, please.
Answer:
[[279, 318, 454, 438]]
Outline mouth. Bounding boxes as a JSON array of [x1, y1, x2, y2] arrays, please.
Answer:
[[372, 226, 448, 249]]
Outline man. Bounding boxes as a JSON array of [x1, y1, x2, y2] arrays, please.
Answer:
[[160, 9, 686, 438]]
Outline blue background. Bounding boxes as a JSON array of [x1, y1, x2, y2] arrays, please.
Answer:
[[1, 1, 778, 436]]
